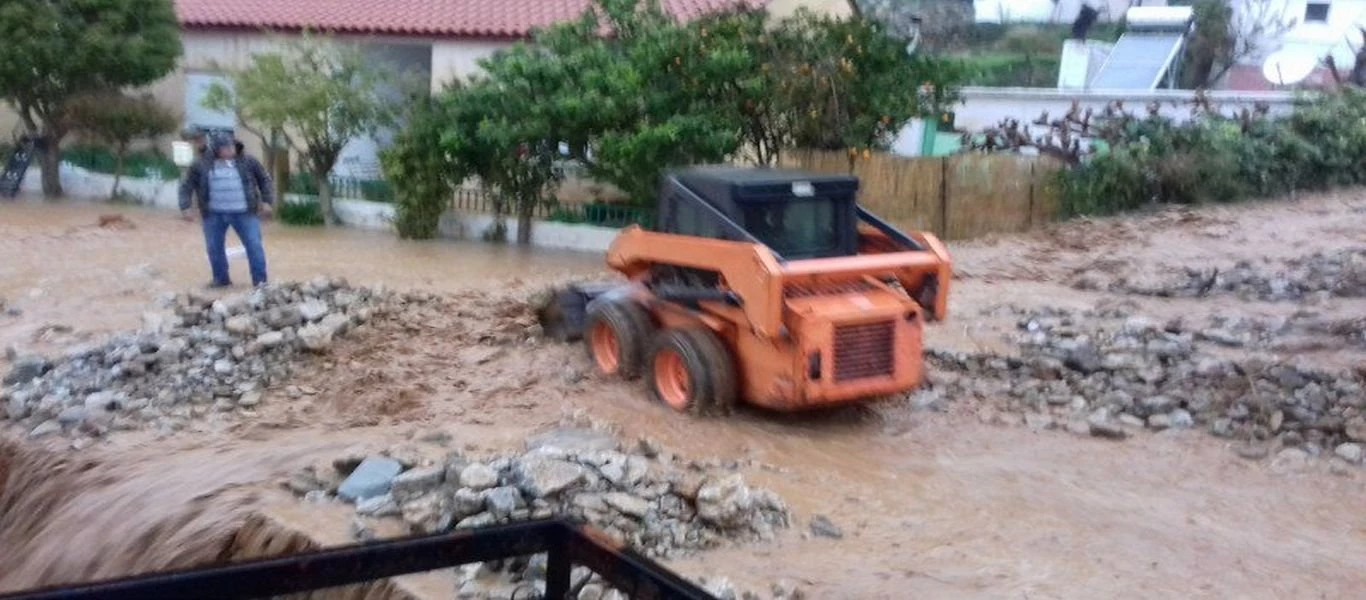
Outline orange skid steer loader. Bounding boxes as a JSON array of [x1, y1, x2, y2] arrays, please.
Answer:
[[537, 166, 951, 416]]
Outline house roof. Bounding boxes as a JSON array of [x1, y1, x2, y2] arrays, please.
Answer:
[[176, 0, 764, 38]]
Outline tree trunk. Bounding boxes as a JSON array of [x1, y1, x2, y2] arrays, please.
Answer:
[[517, 197, 535, 245], [316, 172, 339, 226], [112, 145, 127, 199], [39, 137, 62, 198]]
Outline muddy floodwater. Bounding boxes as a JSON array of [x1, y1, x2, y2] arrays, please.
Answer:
[[2, 194, 1365, 599], [0, 199, 603, 353]]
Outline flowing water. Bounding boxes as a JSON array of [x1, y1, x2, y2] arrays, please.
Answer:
[[2, 196, 1365, 598]]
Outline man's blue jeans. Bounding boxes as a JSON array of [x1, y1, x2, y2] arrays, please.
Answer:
[[202, 211, 268, 286]]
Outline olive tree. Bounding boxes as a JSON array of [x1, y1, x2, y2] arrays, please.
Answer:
[[0, 0, 181, 197]]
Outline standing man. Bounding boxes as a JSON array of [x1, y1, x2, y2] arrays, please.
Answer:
[[178, 133, 275, 288]]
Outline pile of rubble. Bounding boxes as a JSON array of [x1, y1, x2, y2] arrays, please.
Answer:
[[286, 428, 794, 599], [1, 279, 434, 440], [1078, 248, 1366, 301], [918, 307, 1366, 463]]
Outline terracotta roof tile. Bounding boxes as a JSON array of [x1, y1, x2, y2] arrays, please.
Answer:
[[176, 0, 765, 38]]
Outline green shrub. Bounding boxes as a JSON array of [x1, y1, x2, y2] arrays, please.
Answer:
[[277, 198, 325, 226], [62, 144, 179, 179], [1050, 90, 1366, 216]]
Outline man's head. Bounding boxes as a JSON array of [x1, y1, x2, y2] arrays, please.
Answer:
[[211, 134, 237, 160]]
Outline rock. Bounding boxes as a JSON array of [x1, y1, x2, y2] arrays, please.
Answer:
[[1334, 443, 1364, 464], [1346, 417, 1366, 443], [237, 392, 262, 407], [1235, 444, 1270, 460], [515, 458, 585, 499], [29, 420, 62, 438], [337, 456, 404, 502], [255, 331, 286, 349], [84, 391, 119, 412], [526, 427, 619, 454], [1088, 421, 1128, 440], [298, 300, 330, 322], [56, 406, 89, 427], [696, 474, 754, 529], [808, 515, 843, 539], [224, 315, 256, 335], [1271, 447, 1310, 472], [484, 486, 524, 517], [297, 323, 334, 352], [702, 578, 738, 600], [391, 466, 445, 502], [4, 355, 50, 385], [401, 494, 451, 533], [602, 492, 651, 519], [1167, 408, 1194, 429], [459, 463, 500, 491], [356, 493, 401, 517]]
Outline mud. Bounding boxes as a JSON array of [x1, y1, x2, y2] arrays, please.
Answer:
[[2, 192, 1366, 598]]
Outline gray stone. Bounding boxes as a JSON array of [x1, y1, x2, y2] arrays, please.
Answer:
[[525, 427, 619, 454], [356, 493, 401, 517], [56, 406, 88, 426], [298, 299, 331, 322], [84, 391, 119, 412], [337, 456, 404, 502], [255, 331, 286, 349], [237, 391, 262, 407], [391, 466, 445, 502], [459, 463, 499, 491], [808, 515, 843, 539], [1088, 421, 1128, 440], [4, 355, 50, 385], [224, 315, 256, 335], [450, 487, 486, 518], [696, 474, 754, 529], [297, 323, 334, 351], [515, 458, 585, 498], [1334, 442, 1364, 464], [484, 486, 524, 517], [29, 420, 62, 438], [603, 492, 651, 518], [1167, 408, 1195, 429]]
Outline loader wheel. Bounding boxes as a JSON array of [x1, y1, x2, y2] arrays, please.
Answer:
[[585, 300, 653, 379], [649, 328, 737, 416]]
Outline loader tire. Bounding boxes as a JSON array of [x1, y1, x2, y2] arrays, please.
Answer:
[[648, 328, 737, 417], [584, 299, 653, 380]]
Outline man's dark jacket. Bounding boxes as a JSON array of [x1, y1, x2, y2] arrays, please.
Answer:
[[178, 141, 275, 216]]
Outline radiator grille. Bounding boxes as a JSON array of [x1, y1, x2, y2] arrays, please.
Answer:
[[785, 280, 873, 299], [832, 320, 896, 382]]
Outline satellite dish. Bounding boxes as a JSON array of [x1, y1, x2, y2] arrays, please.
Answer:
[[1262, 48, 1318, 86]]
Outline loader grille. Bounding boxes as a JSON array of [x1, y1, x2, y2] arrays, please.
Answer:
[[785, 280, 874, 298], [832, 320, 896, 382]]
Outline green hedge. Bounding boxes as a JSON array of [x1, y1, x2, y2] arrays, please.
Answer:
[[61, 144, 180, 179], [959, 53, 1062, 87], [1056, 90, 1366, 216]]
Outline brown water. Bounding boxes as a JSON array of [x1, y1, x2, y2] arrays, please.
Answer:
[[2, 194, 1366, 598], [0, 198, 603, 354]]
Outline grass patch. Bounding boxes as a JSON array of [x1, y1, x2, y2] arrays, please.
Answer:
[[61, 144, 180, 179]]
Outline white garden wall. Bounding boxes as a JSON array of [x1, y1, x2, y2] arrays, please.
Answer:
[[23, 166, 620, 254]]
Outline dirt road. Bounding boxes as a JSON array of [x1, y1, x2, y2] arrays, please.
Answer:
[[1, 193, 1364, 599]]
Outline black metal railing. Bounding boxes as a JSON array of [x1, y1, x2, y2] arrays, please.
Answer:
[[0, 519, 717, 600]]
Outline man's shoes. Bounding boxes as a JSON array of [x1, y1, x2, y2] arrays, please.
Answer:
[[206, 281, 232, 290]]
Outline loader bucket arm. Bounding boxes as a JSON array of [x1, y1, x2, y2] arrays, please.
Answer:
[[606, 226, 788, 339]]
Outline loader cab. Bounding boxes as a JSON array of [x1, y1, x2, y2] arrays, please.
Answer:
[[657, 166, 860, 261]]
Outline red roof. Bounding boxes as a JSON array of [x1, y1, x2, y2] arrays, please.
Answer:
[[176, 0, 764, 38]]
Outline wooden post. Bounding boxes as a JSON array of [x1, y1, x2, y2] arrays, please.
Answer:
[[1027, 161, 1036, 229], [938, 157, 949, 237]]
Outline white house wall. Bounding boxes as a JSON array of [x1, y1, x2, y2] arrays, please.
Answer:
[[430, 40, 515, 92], [1235, 0, 1366, 65]]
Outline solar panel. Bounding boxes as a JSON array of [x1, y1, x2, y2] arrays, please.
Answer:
[[1088, 34, 1186, 90]]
